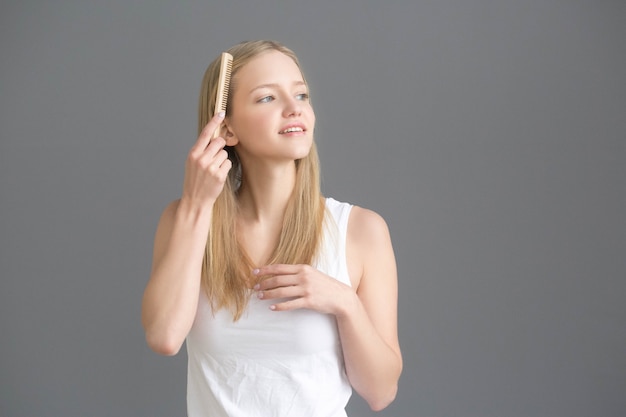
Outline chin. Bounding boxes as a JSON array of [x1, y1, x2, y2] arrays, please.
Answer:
[[293, 146, 313, 160]]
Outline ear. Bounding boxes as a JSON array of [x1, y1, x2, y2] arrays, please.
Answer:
[[222, 119, 239, 146]]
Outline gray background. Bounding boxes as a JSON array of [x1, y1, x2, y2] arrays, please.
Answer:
[[1, 1, 624, 416]]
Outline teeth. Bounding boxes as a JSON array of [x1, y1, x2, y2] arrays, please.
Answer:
[[281, 127, 303, 133]]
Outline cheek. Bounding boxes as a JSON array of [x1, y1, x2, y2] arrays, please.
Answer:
[[231, 109, 273, 139], [247, 112, 274, 135], [307, 106, 316, 127]]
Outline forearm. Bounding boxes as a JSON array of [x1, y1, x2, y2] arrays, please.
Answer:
[[141, 201, 212, 355], [336, 293, 403, 411]]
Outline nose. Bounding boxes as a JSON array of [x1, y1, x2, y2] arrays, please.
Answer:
[[283, 96, 302, 118]]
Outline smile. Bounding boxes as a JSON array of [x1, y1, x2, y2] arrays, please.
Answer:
[[279, 126, 305, 134]]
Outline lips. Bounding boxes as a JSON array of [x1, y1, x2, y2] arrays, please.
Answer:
[[279, 124, 306, 134]]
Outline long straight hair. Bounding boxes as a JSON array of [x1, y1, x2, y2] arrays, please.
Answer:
[[198, 40, 326, 321]]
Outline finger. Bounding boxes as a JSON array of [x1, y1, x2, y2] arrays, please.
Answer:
[[254, 274, 300, 291], [269, 297, 307, 312], [254, 264, 302, 278], [213, 155, 233, 182], [197, 145, 228, 169], [219, 157, 233, 173], [205, 136, 227, 152], [192, 112, 225, 152], [256, 284, 302, 300], [215, 149, 231, 170]]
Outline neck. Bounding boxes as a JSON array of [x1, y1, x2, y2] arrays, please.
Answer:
[[236, 160, 297, 224]]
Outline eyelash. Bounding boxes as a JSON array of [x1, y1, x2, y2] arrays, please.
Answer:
[[257, 93, 309, 103]]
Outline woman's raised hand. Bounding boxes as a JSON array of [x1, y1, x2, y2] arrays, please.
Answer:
[[181, 112, 232, 210]]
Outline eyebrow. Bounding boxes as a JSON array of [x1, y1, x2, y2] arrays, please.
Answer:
[[248, 81, 307, 95]]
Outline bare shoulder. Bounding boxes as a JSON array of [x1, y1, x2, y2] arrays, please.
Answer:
[[346, 205, 396, 290], [347, 205, 391, 243]]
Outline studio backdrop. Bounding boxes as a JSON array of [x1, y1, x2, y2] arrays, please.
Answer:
[[1, 1, 625, 416]]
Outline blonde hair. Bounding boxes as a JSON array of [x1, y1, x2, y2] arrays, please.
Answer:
[[198, 40, 325, 320]]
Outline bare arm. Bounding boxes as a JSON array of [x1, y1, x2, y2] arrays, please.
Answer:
[[141, 113, 231, 355], [141, 199, 212, 355], [338, 206, 402, 410]]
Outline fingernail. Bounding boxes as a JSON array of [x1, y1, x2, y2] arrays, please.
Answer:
[[257, 291, 264, 299], [253, 284, 260, 290], [252, 268, 260, 275], [269, 305, 276, 311], [217, 111, 225, 119]]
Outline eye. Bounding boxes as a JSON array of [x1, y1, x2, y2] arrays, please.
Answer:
[[296, 93, 309, 101], [257, 95, 274, 103]]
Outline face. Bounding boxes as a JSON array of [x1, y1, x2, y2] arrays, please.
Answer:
[[224, 50, 315, 164]]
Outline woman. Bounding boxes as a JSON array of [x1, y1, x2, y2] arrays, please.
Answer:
[[142, 40, 402, 416]]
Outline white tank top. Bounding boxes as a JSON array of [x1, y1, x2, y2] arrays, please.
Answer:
[[186, 198, 353, 417]]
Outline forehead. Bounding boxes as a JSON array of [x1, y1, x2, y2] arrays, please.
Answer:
[[234, 50, 304, 91]]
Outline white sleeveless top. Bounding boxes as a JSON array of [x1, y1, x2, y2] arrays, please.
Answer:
[[186, 198, 353, 417]]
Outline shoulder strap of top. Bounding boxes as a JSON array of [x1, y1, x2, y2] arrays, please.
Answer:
[[321, 198, 353, 286], [325, 197, 352, 237]]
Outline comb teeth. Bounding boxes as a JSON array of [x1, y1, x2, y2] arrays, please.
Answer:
[[214, 52, 233, 115]]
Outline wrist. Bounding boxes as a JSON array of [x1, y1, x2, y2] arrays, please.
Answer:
[[176, 198, 213, 228]]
